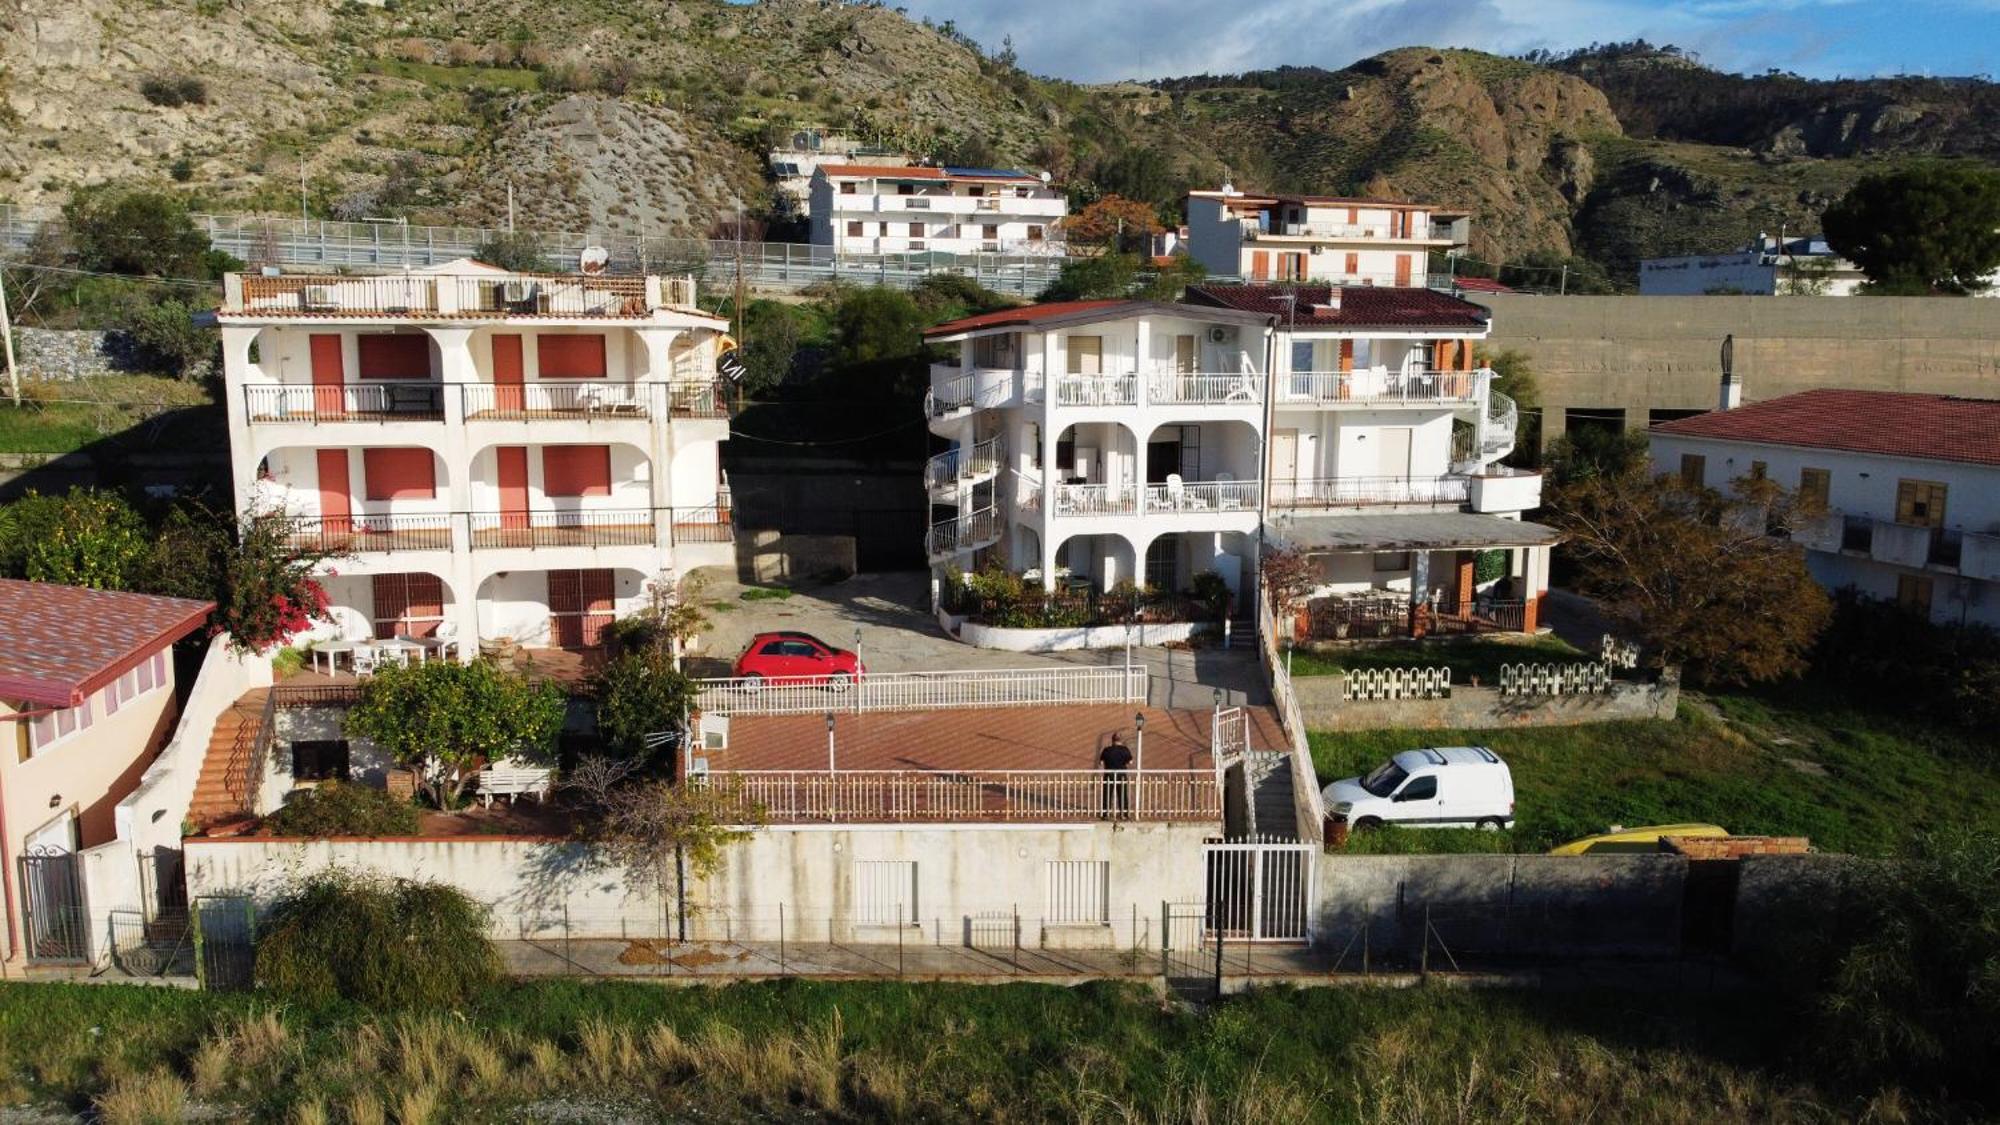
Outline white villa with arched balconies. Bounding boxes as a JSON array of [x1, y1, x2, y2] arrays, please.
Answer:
[[216, 259, 735, 659]]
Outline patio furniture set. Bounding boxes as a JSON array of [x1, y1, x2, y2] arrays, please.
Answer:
[[309, 624, 460, 676]]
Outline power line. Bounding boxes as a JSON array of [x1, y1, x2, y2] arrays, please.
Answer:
[[0, 259, 221, 290]]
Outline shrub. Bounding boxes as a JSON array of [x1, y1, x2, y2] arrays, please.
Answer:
[[122, 298, 218, 379], [256, 872, 500, 1008], [1811, 591, 2000, 733], [593, 651, 696, 771], [138, 74, 208, 107], [62, 188, 214, 279], [1187, 570, 1231, 620], [345, 659, 566, 808], [265, 781, 421, 838], [472, 230, 552, 273]]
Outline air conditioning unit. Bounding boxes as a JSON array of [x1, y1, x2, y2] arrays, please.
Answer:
[[301, 285, 335, 311], [699, 712, 729, 750], [1207, 326, 1236, 345]]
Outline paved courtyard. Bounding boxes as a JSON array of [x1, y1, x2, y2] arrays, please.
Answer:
[[687, 570, 1269, 708]]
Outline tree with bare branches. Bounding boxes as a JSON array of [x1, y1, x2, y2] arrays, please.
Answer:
[[567, 758, 763, 940]]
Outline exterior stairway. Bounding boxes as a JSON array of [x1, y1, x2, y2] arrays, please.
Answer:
[[187, 688, 271, 829], [1243, 750, 1299, 840]]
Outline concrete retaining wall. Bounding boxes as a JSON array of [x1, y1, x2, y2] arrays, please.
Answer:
[[959, 619, 1216, 653], [1294, 676, 1678, 730], [738, 530, 856, 585], [1315, 854, 1688, 961], [1480, 294, 2000, 448]]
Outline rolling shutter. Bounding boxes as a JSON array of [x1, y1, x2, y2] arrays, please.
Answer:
[[362, 448, 436, 500], [356, 334, 432, 380], [537, 334, 608, 378], [541, 445, 612, 497]]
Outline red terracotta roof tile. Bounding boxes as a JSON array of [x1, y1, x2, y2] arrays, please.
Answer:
[[923, 299, 1135, 337], [1185, 284, 1491, 329], [1651, 389, 2000, 468], [0, 579, 213, 707], [819, 164, 946, 179]]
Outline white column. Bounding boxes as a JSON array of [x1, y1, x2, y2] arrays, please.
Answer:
[[1133, 318, 1150, 408], [221, 325, 263, 514]]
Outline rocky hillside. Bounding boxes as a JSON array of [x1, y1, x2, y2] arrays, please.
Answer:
[[1, 2, 1994, 284]]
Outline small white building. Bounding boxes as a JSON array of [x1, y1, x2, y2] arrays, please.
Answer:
[[1640, 234, 2000, 297], [1650, 388, 2000, 629], [214, 259, 737, 657], [920, 285, 1554, 640], [809, 164, 1068, 258], [767, 130, 911, 206], [1184, 187, 1469, 286]]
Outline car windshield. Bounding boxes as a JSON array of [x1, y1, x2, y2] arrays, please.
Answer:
[[1359, 761, 1408, 798]]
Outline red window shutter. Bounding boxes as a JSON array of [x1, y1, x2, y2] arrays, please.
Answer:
[[362, 448, 436, 500], [542, 445, 612, 497], [371, 573, 444, 638], [356, 334, 432, 380], [1339, 340, 1354, 372], [1344, 252, 1358, 275], [548, 568, 615, 647], [536, 334, 608, 378]]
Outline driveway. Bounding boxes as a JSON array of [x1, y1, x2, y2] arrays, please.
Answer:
[[688, 571, 1269, 707]]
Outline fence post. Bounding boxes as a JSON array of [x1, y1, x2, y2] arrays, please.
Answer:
[[897, 904, 905, 976], [1420, 904, 1431, 978], [191, 899, 207, 990], [1012, 904, 1020, 972], [1160, 901, 1169, 979], [779, 902, 786, 974], [1212, 924, 1225, 998], [564, 904, 572, 971]]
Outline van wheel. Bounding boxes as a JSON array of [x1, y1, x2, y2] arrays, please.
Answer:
[[1351, 817, 1383, 832], [1476, 817, 1505, 831]]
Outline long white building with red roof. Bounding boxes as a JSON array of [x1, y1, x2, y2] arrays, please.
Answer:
[[809, 164, 1069, 258], [1650, 388, 2000, 628]]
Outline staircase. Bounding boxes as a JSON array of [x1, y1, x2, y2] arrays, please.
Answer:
[[187, 689, 271, 829], [1224, 614, 1257, 649], [1243, 751, 1299, 840]]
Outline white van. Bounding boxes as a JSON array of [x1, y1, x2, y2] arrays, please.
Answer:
[[1321, 746, 1515, 830]]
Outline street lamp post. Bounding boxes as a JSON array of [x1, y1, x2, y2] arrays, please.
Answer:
[[1134, 711, 1146, 820], [825, 712, 837, 775]]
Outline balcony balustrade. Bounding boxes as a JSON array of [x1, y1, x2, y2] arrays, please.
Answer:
[[1145, 372, 1262, 405], [229, 273, 695, 318], [1270, 475, 1469, 509], [284, 513, 454, 554], [1274, 369, 1482, 405], [1051, 374, 1138, 408], [243, 382, 445, 423]]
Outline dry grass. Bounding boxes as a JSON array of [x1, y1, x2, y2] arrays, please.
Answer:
[[93, 1069, 188, 1125], [342, 1087, 386, 1125]]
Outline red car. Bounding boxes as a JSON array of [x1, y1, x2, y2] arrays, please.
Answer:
[[733, 631, 865, 687]]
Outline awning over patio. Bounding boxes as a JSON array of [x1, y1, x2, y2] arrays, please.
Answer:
[[1266, 511, 1562, 553]]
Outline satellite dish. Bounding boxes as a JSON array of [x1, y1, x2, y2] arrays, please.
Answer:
[[579, 246, 610, 275], [1039, 171, 1052, 184]]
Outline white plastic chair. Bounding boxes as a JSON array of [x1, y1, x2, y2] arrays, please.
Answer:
[[350, 644, 380, 677], [1166, 473, 1186, 510]]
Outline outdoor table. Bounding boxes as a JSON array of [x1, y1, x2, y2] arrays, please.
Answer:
[[372, 637, 425, 667], [311, 640, 357, 676], [402, 634, 454, 662]]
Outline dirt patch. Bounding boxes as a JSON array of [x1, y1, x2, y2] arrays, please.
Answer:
[[613, 940, 733, 969]]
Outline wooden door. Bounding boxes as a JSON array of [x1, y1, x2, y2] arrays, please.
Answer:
[[316, 449, 352, 535], [310, 334, 345, 418], [1251, 251, 1270, 280], [1393, 255, 1412, 287], [492, 334, 525, 414], [1270, 430, 1298, 505], [549, 568, 615, 648], [496, 447, 530, 531]]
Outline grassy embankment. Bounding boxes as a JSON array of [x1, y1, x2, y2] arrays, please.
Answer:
[[0, 979, 1917, 1124]]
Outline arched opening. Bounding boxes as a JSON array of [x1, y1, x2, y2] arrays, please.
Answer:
[[1051, 533, 1138, 592], [253, 444, 455, 552]]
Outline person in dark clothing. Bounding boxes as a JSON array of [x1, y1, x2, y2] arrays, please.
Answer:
[[1099, 733, 1134, 818]]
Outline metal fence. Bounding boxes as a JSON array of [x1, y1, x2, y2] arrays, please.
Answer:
[[695, 769, 1222, 823], [1, 205, 1068, 296], [693, 663, 1149, 716]]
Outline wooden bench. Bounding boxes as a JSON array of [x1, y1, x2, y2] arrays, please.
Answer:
[[475, 766, 554, 808]]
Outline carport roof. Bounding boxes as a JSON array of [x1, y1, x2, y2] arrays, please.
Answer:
[[1268, 512, 1562, 552]]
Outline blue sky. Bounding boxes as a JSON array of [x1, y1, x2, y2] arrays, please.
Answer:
[[893, 0, 2000, 83]]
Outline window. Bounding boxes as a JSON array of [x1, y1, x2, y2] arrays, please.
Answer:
[[27, 697, 94, 758], [1065, 336, 1103, 376], [372, 573, 445, 639], [1799, 467, 1831, 510], [1897, 574, 1934, 616], [536, 335, 608, 378], [356, 334, 431, 380], [1045, 860, 1109, 925], [846, 220, 863, 238], [1895, 479, 1948, 528], [1344, 252, 1359, 275], [839, 181, 857, 195], [1027, 225, 1044, 242], [896, 182, 914, 195], [361, 448, 436, 500], [291, 740, 351, 783], [1374, 551, 1412, 572], [1026, 422, 1042, 470], [1015, 186, 1030, 198], [854, 860, 917, 925], [1749, 460, 1768, 480], [982, 223, 998, 239], [973, 333, 1017, 368], [1396, 775, 1438, 802], [1290, 340, 1316, 373], [101, 651, 170, 719], [541, 445, 613, 497], [1679, 454, 1706, 487], [548, 568, 616, 648], [1174, 334, 1197, 374]]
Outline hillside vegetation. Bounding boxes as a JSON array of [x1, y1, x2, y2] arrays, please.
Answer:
[[3, 4, 1996, 284]]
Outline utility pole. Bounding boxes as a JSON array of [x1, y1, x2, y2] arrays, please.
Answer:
[[507, 183, 516, 233], [300, 159, 309, 224], [1558, 263, 1568, 296], [0, 264, 18, 407]]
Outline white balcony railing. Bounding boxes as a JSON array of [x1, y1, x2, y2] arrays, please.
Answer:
[[1270, 475, 1469, 508], [243, 382, 445, 422], [1051, 374, 1138, 408], [1146, 372, 1262, 405], [231, 273, 693, 317], [924, 435, 1005, 493], [460, 382, 653, 419], [694, 663, 1149, 717], [926, 367, 1019, 418], [1141, 479, 1261, 513], [1054, 483, 1139, 517], [696, 769, 1221, 823], [926, 505, 1000, 559], [1275, 368, 1483, 405]]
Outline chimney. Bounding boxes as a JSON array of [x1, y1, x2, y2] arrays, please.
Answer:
[[1309, 287, 1342, 315], [1718, 333, 1740, 410]]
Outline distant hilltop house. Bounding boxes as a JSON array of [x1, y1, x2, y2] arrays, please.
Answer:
[[1649, 386, 2000, 628], [1184, 186, 1471, 286], [1639, 233, 2000, 297], [809, 164, 1070, 258], [765, 129, 912, 207]]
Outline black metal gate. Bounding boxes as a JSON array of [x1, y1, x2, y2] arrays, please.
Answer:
[[1161, 901, 1218, 1001], [18, 847, 88, 962], [193, 895, 257, 991]]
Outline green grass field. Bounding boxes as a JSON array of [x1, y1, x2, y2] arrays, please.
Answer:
[[0, 979, 1914, 1123], [0, 378, 219, 455], [1287, 635, 1588, 683], [1312, 689, 1999, 855]]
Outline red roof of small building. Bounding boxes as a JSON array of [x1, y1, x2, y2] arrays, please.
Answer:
[[923, 299, 1133, 337], [1185, 284, 1491, 329], [819, 164, 946, 180], [1449, 276, 1515, 294], [1651, 389, 2000, 468], [0, 580, 213, 707]]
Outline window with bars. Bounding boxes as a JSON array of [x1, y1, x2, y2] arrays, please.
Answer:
[[1045, 860, 1109, 925], [371, 573, 445, 639], [1799, 467, 1831, 510], [853, 860, 917, 926], [549, 568, 616, 648]]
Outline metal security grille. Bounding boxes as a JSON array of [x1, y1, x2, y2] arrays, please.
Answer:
[[1045, 860, 1109, 925], [1203, 839, 1314, 942], [853, 860, 916, 926], [18, 848, 88, 962]]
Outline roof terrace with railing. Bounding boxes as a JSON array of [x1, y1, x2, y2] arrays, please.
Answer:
[[218, 267, 703, 321]]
